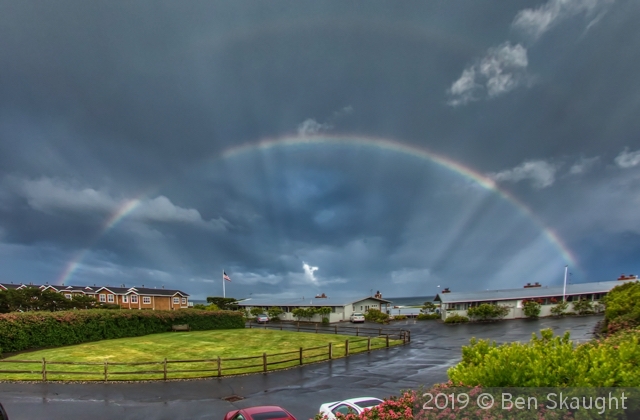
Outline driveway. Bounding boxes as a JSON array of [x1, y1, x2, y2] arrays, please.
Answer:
[[0, 316, 600, 420]]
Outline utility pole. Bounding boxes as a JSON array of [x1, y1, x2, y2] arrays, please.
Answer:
[[563, 265, 568, 301]]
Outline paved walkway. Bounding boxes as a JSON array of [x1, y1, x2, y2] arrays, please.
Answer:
[[0, 316, 600, 420]]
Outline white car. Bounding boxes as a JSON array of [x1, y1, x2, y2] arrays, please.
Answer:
[[318, 397, 383, 420], [350, 312, 365, 323]]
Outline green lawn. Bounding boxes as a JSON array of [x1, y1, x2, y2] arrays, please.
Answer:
[[0, 329, 401, 381]]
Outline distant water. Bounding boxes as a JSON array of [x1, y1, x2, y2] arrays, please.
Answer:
[[385, 295, 436, 307]]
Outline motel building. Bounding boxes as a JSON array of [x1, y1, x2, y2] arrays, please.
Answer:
[[237, 295, 392, 323], [434, 276, 638, 321], [0, 282, 190, 310]]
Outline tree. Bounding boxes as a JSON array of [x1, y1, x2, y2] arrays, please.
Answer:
[[550, 300, 569, 316], [421, 302, 437, 313], [522, 300, 542, 318], [267, 306, 284, 320], [292, 307, 306, 321], [466, 303, 510, 321], [572, 298, 594, 315], [316, 306, 331, 323], [206, 297, 239, 310], [250, 307, 264, 317]]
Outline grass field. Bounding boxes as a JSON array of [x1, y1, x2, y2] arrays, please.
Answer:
[[0, 329, 401, 381]]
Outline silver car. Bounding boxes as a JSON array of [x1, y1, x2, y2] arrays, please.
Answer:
[[318, 397, 383, 420], [350, 312, 365, 323], [256, 314, 270, 323]]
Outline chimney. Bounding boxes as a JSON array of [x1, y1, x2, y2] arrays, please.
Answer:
[[442, 288, 451, 293]]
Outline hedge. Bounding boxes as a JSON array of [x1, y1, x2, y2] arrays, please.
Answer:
[[0, 309, 245, 354]]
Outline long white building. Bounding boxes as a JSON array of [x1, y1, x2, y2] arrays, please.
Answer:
[[434, 278, 636, 320]]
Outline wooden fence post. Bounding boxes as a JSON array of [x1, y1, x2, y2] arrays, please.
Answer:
[[367, 337, 371, 352], [386, 334, 389, 348], [334, 325, 338, 334], [263, 352, 267, 373], [297, 323, 300, 332], [249, 322, 252, 329], [356, 327, 359, 336], [217, 356, 221, 377], [315, 323, 318, 333], [42, 357, 46, 382], [280, 324, 283, 331], [104, 361, 108, 382], [163, 358, 167, 381], [402, 331, 406, 344], [345, 339, 349, 356], [407, 330, 411, 343], [379, 327, 382, 336], [328, 342, 332, 360], [299, 347, 303, 365]]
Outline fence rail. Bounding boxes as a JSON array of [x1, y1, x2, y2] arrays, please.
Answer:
[[0, 326, 408, 382]]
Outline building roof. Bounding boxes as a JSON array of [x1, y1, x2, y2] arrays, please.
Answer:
[[94, 286, 189, 297], [434, 280, 636, 304], [0, 283, 24, 290], [236, 296, 391, 307]]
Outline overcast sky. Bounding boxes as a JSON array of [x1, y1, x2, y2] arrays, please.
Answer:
[[1, 0, 639, 300]]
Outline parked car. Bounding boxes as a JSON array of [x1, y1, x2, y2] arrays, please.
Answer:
[[223, 406, 296, 420], [318, 397, 383, 420], [350, 312, 365, 323], [256, 314, 270, 323], [0, 402, 8, 420]]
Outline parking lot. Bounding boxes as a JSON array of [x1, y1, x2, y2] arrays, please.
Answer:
[[0, 316, 600, 420]]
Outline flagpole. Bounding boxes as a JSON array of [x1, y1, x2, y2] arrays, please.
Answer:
[[223, 269, 226, 298], [563, 265, 568, 302]]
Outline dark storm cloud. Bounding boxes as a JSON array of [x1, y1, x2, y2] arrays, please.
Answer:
[[1, 0, 640, 299]]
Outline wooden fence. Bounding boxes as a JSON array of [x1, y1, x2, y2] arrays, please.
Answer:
[[247, 321, 411, 342], [0, 327, 408, 382]]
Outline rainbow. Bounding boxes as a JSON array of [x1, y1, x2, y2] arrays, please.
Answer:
[[55, 134, 579, 285]]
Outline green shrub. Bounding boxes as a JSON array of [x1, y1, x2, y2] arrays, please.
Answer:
[[444, 314, 469, 324], [267, 307, 284, 320], [572, 298, 594, 315], [447, 328, 640, 387], [0, 309, 245, 353], [604, 281, 640, 333], [522, 300, 541, 318], [466, 303, 510, 321], [322, 317, 329, 324], [392, 315, 407, 320], [364, 308, 390, 323], [550, 300, 569, 316], [417, 313, 440, 320]]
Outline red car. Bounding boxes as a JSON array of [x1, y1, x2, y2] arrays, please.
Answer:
[[223, 406, 296, 420]]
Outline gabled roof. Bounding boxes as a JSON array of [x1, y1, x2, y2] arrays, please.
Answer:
[[236, 296, 391, 307], [434, 280, 636, 304], [93, 286, 189, 297]]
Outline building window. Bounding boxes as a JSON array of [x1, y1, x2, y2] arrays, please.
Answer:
[[181, 297, 187, 305], [143, 297, 151, 304], [173, 297, 180, 304], [107, 294, 114, 303], [99, 294, 106, 302], [131, 295, 138, 303], [65, 294, 72, 299], [122, 295, 128, 303]]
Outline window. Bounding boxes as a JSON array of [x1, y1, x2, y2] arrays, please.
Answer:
[[173, 297, 180, 304], [181, 297, 187, 305], [99, 294, 106, 302], [107, 294, 114, 303], [143, 296, 151, 304], [131, 295, 138, 303], [122, 295, 128, 303], [65, 294, 72, 299]]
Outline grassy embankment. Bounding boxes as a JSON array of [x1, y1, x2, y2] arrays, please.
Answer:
[[0, 329, 400, 381]]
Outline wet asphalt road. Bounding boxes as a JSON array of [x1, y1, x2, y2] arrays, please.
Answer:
[[0, 316, 600, 420]]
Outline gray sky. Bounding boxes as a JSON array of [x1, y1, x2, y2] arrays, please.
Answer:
[[1, 0, 639, 300]]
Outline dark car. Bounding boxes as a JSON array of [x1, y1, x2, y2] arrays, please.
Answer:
[[0, 402, 9, 420], [223, 406, 296, 420]]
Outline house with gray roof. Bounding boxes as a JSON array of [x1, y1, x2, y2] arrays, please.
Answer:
[[237, 295, 392, 323], [434, 279, 636, 320]]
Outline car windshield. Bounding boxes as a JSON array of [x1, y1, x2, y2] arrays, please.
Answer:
[[251, 411, 290, 420], [354, 399, 382, 409]]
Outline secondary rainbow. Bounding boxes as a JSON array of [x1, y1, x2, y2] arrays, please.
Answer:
[[55, 134, 580, 286]]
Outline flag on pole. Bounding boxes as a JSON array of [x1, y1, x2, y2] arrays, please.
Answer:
[[223, 271, 231, 282]]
